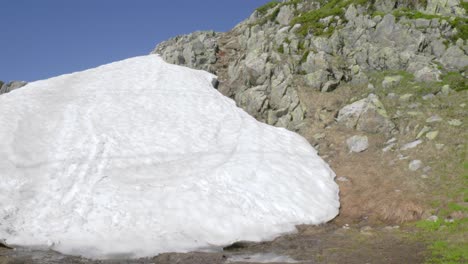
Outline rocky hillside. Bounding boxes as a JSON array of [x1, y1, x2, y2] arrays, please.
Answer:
[[153, 0, 467, 131], [151, 1, 467, 262]]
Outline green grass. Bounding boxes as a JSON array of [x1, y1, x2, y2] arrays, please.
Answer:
[[441, 71, 468, 92], [277, 45, 285, 54], [413, 159, 468, 264], [291, 0, 351, 36], [393, 8, 440, 20], [256, 1, 280, 15], [392, 8, 468, 41], [426, 240, 468, 264]]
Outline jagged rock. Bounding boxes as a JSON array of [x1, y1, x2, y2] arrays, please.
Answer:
[[440, 46, 468, 70], [244, 51, 269, 85], [321, 80, 340, 92], [414, 66, 440, 82], [305, 70, 330, 89], [336, 94, 395, 134], [401, 140, 423, 151], [426, 0, 466, 16], [0, 81, 28, 95], [382, 75, 402, 89], [426, 131, 439, 140], [426, 115, 442, 123], [346, 135, 369, 153], [430, 39, 447, 58], [151, 0, 467, 133], [151, 31, 220, 73], [236, 85, 268, 118], [302, 51, 331, 73], [417, 126, 431, 139], [276, 5, 294, 26]]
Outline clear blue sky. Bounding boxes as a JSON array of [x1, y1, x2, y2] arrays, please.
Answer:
[[0, 0, 271, 82]]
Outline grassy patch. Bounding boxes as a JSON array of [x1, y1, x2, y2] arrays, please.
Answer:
[[449, 17, 468, 41], [256, 1, 280, 15], [392, 8, 468, 41], [277, 45, 285, 54], [393, 8, 440, 20], [426, 240, 468, 264], [441, 71, 468, 92], [290, 0, 371, 36]]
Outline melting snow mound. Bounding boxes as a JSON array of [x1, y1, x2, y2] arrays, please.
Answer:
[[0, 55, 339, 259]]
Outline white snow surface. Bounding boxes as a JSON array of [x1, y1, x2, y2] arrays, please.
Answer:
[[0, 55, 339, 259]]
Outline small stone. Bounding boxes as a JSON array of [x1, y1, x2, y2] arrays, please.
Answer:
[[346, 135, 369, 153], [382, 143, 395, 152], [397, 154, 409, 160], [445, 218, 455, 223], [417, 126, 431, 139], [387, 93, 398, 99], [368, 83, 375, 90], [435, 144, 445, 150], [423, 166, 431, 173], [313, 133, 326, 140], [427, 215, 438, 222], [360, 226, 373, 234], [440, 85, 452, 95], [337, 176, 350, 182], [409, 160, 423, 171], [422, 94, 436, 100], [448, 119, 462, 126], [425, 131, 439, 140], [382, 75, 402, 89], [386, 137, 397, 144], [421, 174, 429, 179], [399, 93, 413, 102], [460, 103, 466, 108], [426, 115, 442, 123], [401, 140, 423, 150], [408, 103, 421, 109], [407, 111, 423, 116]]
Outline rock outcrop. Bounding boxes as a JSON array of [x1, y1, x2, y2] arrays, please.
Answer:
[[152, 0, 467, 130], [0, 81, 27, 95]]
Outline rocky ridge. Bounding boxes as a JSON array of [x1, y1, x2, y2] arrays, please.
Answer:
[[153, 0, 467, 131]]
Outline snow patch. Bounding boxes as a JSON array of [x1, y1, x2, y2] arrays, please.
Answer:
[[0, 55, 339, 259]]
